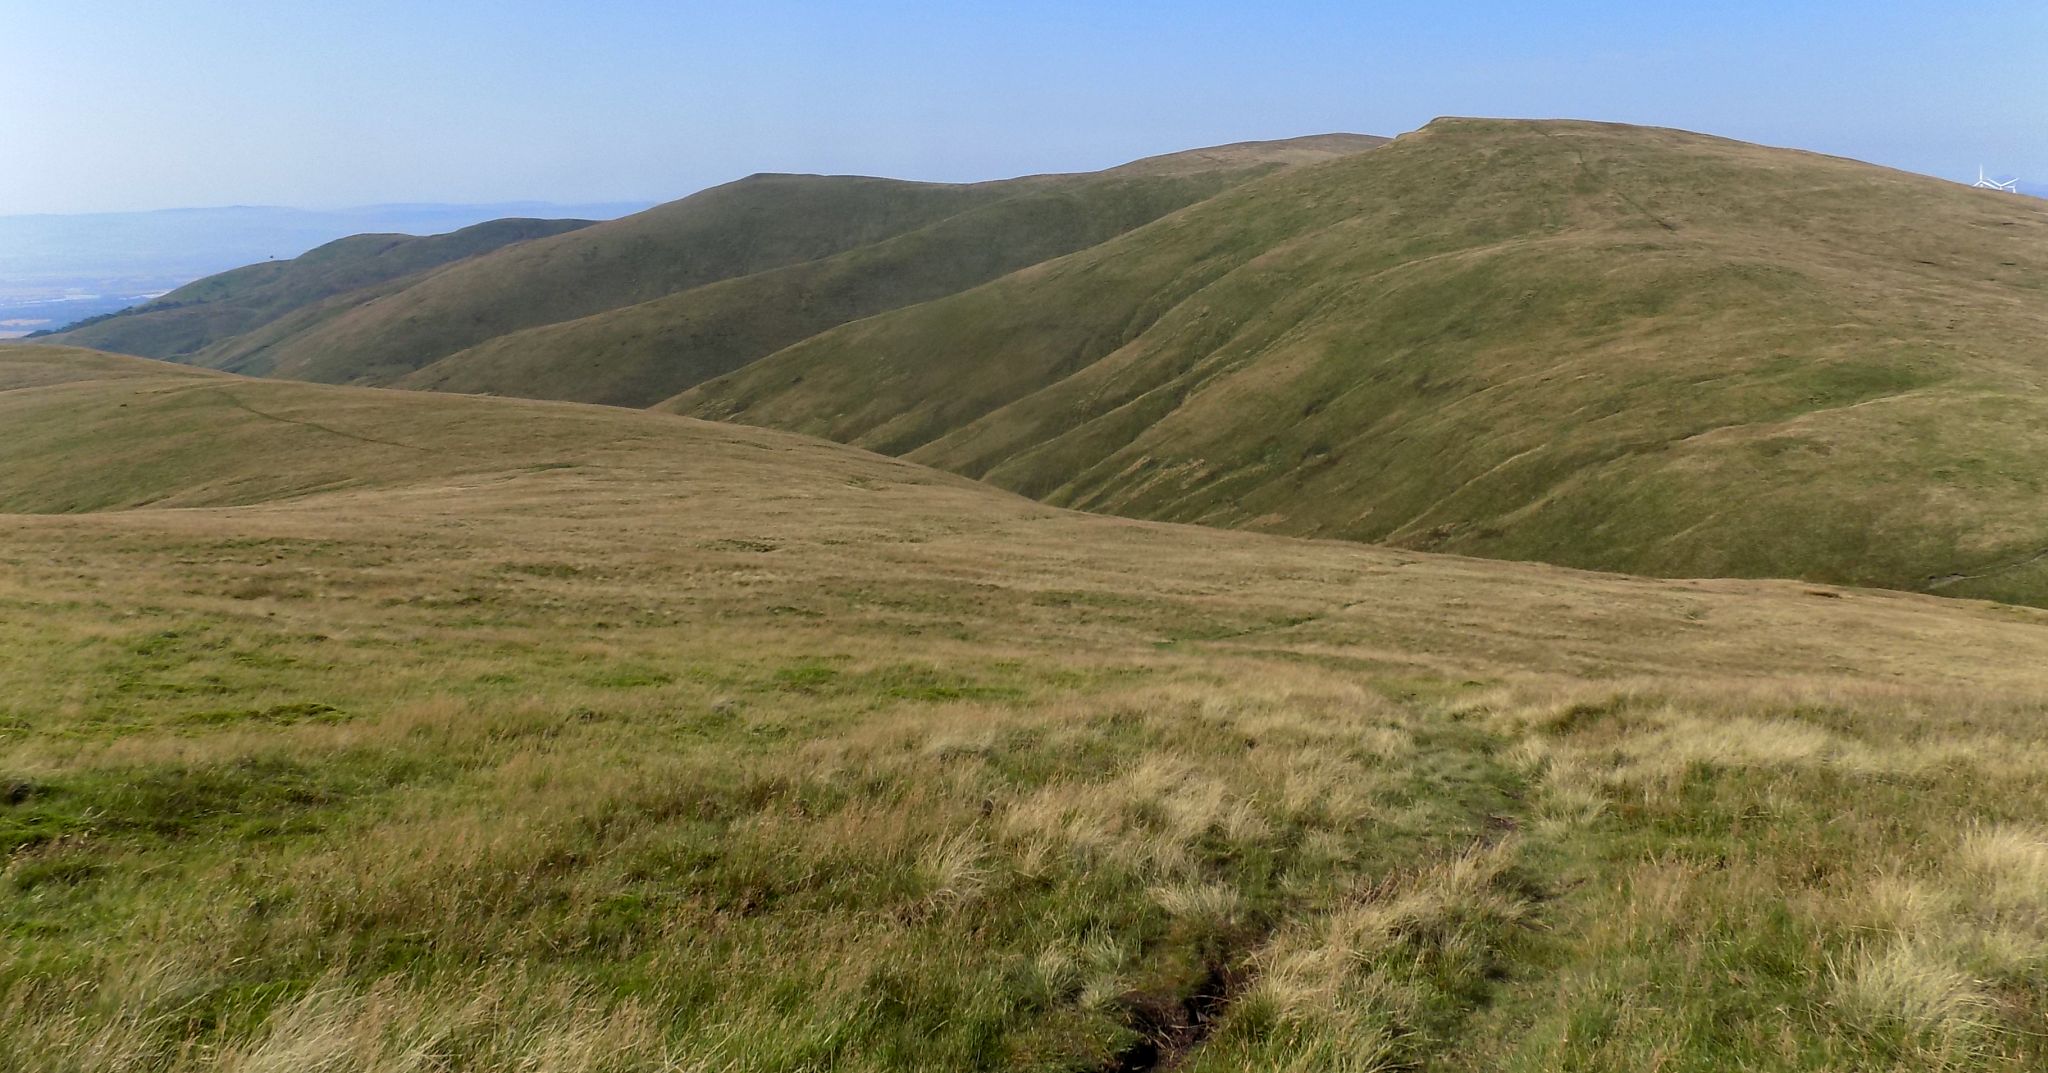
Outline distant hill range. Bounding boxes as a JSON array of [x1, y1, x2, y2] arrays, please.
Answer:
[[1, 201, 654, 285], [42, 121, 2048, 606], [0, 201, 650, 334], [36, 218, 597, 357]]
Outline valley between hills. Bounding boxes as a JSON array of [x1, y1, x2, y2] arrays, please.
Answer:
[[7, 117, 2048, 1071]]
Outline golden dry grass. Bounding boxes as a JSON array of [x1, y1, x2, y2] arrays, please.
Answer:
[[3, 345, 2047, 1070]]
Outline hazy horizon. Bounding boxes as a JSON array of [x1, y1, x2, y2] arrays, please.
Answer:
[[0, 200, 659, 221], [0, 200, 657, 334], [4, 2, 2041, 216]]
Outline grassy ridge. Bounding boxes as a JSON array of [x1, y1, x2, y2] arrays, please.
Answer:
[[45, 218, 592, 361], [50, 135, 1382, 404], [3, 344, 2048, 1070], [668, 119, 2048, 605], [218, 175, 1024, 385], [396, 172, 1278, 407]]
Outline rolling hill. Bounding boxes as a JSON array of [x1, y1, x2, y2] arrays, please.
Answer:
[[666, 119, 2048, 606], [391, 153, 1347, 408], [4, 341, 2048, 1071], [41, 121, 2048, 610], [48, 135, 1382, 397]]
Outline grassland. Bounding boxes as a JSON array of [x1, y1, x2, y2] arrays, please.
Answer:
[[5, 343, 2048, 1071], [50, 121, 2048, 609], [394, 171, 1274, 408], [670, 119, 2048, 607]]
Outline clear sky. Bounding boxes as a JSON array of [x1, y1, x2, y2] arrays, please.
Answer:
[[3, 1, 2043, 214]]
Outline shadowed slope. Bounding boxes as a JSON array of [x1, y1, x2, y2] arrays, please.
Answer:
[[394, 169, 1278, 407], [667, 119, 2048, 605], [194, 175, 1007, 384]]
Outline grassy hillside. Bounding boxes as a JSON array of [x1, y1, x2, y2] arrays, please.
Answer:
[[43, 218, 592, 360], [5, 343, 2048, 1071], [669, 119, 2048, 606], [396, 171, 1272, 407], [0, 344, 752, 513], [91, 135, 1381, 399], [193, 175, 1019, 385]]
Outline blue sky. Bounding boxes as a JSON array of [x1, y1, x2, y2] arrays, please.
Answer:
[[3, 1, 2042, 213]]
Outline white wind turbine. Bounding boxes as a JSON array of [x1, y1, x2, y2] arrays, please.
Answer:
[[1973, 165, 2019, 192]]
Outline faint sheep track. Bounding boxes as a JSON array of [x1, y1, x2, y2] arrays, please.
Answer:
[[1536, 126, 1679, 233], [212, 387, 432, 452], [1925, 545, 2048, 590]]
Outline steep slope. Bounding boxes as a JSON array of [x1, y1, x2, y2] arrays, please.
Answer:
[[392, 169, 1276, 407], [668, 118, 2048, 606], [190, 175, 1011, 384], [42, 218, 591, 359]]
